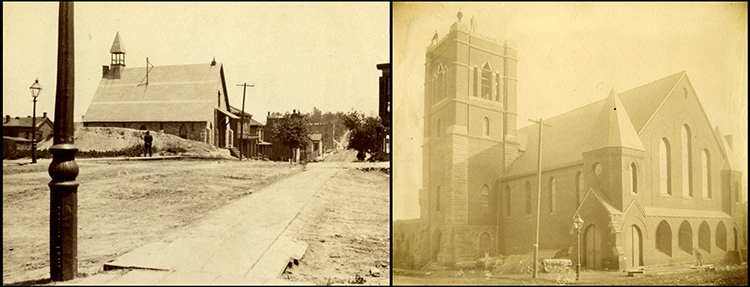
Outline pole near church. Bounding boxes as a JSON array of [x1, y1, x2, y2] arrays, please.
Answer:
[[49, 1, 78, 281], [529, 118, 550, 278], [236, 83, 254, 160]]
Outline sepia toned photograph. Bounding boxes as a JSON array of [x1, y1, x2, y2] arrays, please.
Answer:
[[392, 2, 747, 285], [3, 2, 390, 285]]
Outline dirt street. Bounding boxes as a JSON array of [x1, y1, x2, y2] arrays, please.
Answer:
[[2, 152, 389, 285]]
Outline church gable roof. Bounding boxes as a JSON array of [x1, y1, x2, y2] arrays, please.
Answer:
[[506, 72, 688, 177], [84, 63, 226, 123], [617, 71, 685, 133]]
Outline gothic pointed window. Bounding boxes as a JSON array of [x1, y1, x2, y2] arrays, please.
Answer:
[[481, 63, 492, 99], [630, 162, 638, 194], [702, 149, 711, 199], [682, 125, 693, 198], [481, 184, 490, 213], [699, 221, 710, 252], [656, 220, 672, 256], [659, 138, 672, 196]]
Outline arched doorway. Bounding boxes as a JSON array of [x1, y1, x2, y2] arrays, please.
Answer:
[[179, 124, 188, 139], [629, 225, 643, 267], [479, 233, 491, 255], [583, 225, 597, 268]]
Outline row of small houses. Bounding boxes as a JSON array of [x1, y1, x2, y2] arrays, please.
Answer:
[[5, 32, 337, 161], [3, 113, 55, 157]]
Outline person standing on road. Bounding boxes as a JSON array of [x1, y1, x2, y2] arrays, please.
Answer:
[[144, 131, 153, 157]]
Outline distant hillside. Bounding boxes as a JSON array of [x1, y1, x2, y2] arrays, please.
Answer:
[[37, 126, 232, 159]]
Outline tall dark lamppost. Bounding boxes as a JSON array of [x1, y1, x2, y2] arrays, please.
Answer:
[[30, 79, 42, 163], [573, 214, 584, 281]]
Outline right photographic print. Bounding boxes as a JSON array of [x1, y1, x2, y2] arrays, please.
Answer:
[[392, 2, 747, 285]]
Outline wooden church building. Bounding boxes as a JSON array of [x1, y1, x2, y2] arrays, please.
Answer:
[[83, 32, 238, 149]]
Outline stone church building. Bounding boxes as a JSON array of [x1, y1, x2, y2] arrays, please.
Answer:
[[83, 32, 238, 148], [394, 15, 746, 271]]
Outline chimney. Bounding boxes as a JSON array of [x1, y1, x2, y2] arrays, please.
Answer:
[[27, 115, 31, 118], [5, 115, 9, 123], [43, 112, 47, 118], [102, 65, 110, 77], [211, 57, 216, 66], [725, 135, 734, 151], [268, 111, 270, 116], [15, 116, 20, 120]]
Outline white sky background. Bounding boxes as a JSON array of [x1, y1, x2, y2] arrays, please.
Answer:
[[393, 2, 748, 220], [3, 2, 389, 124]]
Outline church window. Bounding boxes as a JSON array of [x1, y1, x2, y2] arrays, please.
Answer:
[[505, 184, 511, 217], [525, 181, 532, 216], [656, 220, 672, 256], [630, 162, 638, 194], [699, 221, 710, 252], [659, 138, 672, 196], [481, 184, 490, 213], [436, 186, 441, 212], [473, 67, 478, 97], [702, 149, 711, 199], [495, 73, 501, 102], [716, 222, 727, 251], [576, 171, 583, 208], [436, 64, 446, 103], [678, 220, 692, 254], [481, 63, 492, 99], [548, 177, 556, 214], [482, 117, 490, 137], [682, 125, 693, 198]]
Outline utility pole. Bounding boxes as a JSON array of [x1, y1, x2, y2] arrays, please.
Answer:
[[236, 83, 254, 160], [49, 1, 78, 281], [529, 118, 550, 278]]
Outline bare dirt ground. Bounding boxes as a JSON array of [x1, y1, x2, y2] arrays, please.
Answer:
[[283, 166, 391, 285], [2, 159, 301, 284], [393, 263, 748, 285]]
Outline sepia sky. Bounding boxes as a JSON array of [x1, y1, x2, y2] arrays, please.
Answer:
[[393, 2, 748, 220], [3, 2, 389, 124]]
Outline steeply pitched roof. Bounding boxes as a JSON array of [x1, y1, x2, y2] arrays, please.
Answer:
[[110, 31, 126, 53], [506, 72, 684, 177], [589, 89, 644, 151], [617, 71, 685, 133], [84, 63, 227, 122]]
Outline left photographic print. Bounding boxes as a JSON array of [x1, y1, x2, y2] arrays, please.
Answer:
[[2, 2, 391, 285]]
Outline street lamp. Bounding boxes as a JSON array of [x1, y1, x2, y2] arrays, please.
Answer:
[[573, 214, 584, 281], [29, 78, 42, 164]]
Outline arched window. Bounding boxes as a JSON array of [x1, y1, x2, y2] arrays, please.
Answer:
[[659, 138, 672, 196], [525, 181, 532, 216], [702, 149, 711, 199], [682, 126, 693, 198], [678, 221, 693, 254], [576, 171, 583, 207], [482, 117, 490, 137], [436, 64, 446, 102], [473, 66, 479, 97], [436, 185, 441, 212], [495, 73, 501, 102], [699, 221, 710, 252], [548, 177, 556, 214], [481, 63, 492, 99], [716, 222, 727, 251], [656, 220, 672, 256], [630, 162, 638, 194], [505, 185, 511, 217], [480, 184, 490, 213]]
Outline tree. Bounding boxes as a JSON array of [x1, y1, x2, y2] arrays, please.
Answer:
[[340, 111, 386, 161], [272, 112, 309, 162]]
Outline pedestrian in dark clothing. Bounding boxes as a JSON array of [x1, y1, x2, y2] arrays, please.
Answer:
[[144, 131, 153, 157]]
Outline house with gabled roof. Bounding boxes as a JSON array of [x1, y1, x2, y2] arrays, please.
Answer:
[[83, 32, 238, 149], [395, 16, 745, 271]]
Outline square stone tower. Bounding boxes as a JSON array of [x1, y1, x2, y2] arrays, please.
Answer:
[[420, 17, 518, 264]]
